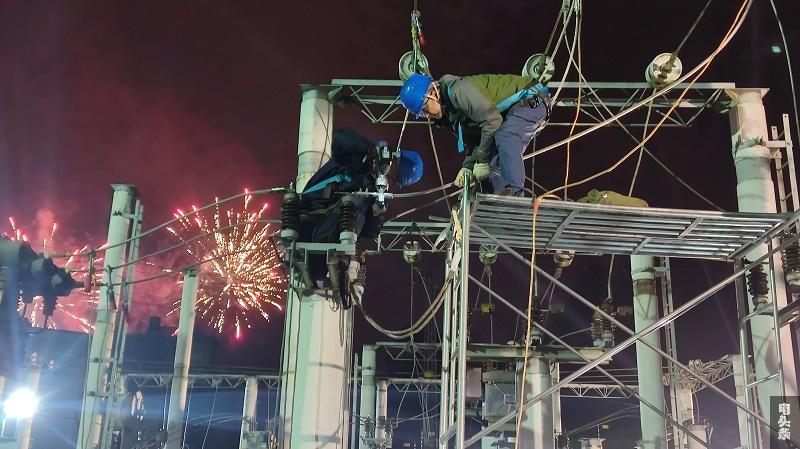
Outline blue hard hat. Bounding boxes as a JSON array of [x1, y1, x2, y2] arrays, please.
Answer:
[[400, 73, 433, 118], [397, 150, 424, 187]]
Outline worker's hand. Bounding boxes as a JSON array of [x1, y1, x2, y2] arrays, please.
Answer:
[[453, 168, 473, 188], [472, 163, 492, 181]]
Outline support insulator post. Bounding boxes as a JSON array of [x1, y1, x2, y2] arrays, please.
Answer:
[[781, 233, 800, 286], [280, 187, 300, 242]]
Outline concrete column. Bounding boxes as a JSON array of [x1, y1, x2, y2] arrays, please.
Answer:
[[518, 358, 553, 449], [359, 346, 377, 449], [77, 184, 136, 449], [280, 84, 352, 449], [552, 363, 562, 438], [375, 380, 389, 448], [674, 384, 694, 449], [296, 85, 336, 192], [15, 368, 40, 449], [686, 424, 708, 449], [240, 376, 258, 449], [631, 255, 667, 449], [729, 88, 799, 427], [165, 269, 199, 449]]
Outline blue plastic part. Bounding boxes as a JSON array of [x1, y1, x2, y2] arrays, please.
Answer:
[[397, 150, 424, 187]]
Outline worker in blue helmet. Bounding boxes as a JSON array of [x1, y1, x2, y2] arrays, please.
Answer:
[[400, 72, 550, 196], [299, 129, 423, 305]]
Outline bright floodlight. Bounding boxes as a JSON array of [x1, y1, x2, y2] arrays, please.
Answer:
[[3, 388, 39, 418]]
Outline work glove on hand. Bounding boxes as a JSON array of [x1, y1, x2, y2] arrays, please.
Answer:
[[453, 168, 473, 188], [472, 162, 492, 181]]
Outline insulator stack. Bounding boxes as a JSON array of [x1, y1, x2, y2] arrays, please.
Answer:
[[338, 195, 358, 244], [781, 233, 800, 286], [592, 298, 616, 348], [746, 262, 769, 306], [280, 190, 300, 242], [591, 310, 604, 345]]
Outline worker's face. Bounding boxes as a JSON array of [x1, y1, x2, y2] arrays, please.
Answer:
[[421, 85, 442, 119]]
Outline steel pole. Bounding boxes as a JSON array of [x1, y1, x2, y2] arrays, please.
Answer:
[[77, 184, 136, 449], [165, 269, 199, 449], [730, 354, 754, 449], [455, 181, 471, 449], [631, 255, 667, 449]]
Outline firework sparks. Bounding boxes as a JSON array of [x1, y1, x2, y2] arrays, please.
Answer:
[[5, 217, 100, 333], [167, 190, 285, 336]]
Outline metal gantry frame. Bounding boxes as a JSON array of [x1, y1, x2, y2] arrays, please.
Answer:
[[299, 79, 800, 449], [329, 80, 734, 128]]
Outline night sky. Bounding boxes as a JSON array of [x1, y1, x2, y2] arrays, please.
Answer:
[[1, 0, 799, 447]]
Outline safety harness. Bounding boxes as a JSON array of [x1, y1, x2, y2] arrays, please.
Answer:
[[451, 82, 552, 154]]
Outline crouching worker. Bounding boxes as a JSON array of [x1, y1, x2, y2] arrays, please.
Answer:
[[400, 73, 550, 196], [298, 128, 423, 307]]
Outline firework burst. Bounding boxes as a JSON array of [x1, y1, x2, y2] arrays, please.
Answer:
[[167, 190, 285, 336], [4, 217, 101, 333]]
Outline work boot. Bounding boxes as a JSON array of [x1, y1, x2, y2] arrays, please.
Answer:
[[501, 187, 522, 197]]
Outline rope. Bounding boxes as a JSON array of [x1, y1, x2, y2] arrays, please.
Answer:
[[563, 9, 583, 200], [543, 0, 750, 198], [427, 119, 453, 210], [524, 0, 752, 163], [514, 196, 543, 449]]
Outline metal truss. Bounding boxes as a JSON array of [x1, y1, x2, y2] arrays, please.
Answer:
[[123, 373, 281, 390], [436, 181, 800, 449], [329, 79, 735, 128], [560, 383, 638, 399], [673, 356, 735, 393], [470, 194, 789, 260], [373, 221, 448, 253]]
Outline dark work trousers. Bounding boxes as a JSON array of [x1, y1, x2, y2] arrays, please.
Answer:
[[489, 102, 549, 195], [302, 197, 372, 283]]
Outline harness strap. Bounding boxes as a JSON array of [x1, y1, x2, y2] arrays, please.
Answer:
[[303, 174, 353, 194], [449, 82, 551, 154]]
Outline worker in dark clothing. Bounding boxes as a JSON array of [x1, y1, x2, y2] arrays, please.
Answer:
[[299, 129, 423, 303], [399, 73, 550, 196]]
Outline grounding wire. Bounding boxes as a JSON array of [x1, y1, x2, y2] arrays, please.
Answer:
[[99, 231, 281, 287], [55, 187, 286, 259], [109, 219, 276, 270]]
